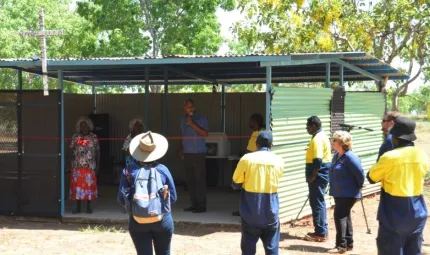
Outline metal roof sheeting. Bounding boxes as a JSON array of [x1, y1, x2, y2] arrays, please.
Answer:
[[0, 52, 409, 86]]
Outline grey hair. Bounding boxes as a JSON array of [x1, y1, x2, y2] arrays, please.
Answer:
[[76, 117, 94, 133], [129, 117, 145, 132]]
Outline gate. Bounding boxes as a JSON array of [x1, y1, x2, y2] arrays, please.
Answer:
[[0, 90, 61, 217]]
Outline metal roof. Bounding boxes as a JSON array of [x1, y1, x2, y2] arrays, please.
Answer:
[[0, 52, 409, 86]]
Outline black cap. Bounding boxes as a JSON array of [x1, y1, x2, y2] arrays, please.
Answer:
[[390, 116, 417, 142]]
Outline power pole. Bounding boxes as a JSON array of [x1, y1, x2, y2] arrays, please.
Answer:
[[20, 8, 64, 96]]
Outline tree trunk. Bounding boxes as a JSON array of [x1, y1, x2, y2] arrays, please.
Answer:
[[391, 67, 422, 111]]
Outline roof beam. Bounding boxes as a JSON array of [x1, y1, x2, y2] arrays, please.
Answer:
[[334, 59, 383, 82], [260, 58, 336, 67], [166, 66, 217, 84]]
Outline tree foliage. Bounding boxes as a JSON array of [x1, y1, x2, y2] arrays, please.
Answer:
[[233, 0, 430, 109]]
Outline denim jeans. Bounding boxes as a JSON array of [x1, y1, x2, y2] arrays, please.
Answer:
[[128, 213, 174, 255], [241, 219, 280, 255], [308, 179, 328, 237], [377, 224, 424, 255]]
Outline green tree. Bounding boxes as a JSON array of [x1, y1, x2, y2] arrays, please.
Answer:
[[233, 0, 430, 110], [0, 0, 102, 92], [77, 0, 236, 93]]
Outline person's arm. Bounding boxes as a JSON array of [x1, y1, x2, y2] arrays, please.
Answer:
[[123, 136, 131, 156], [117, 169, 129, 206], [367, 155, 389, 184], [95, 136, 100, 175], [161, 167, 178, 204], [68, 134, 77, 171], [187, 115, 208, 137], [346, 154, 365, 188], [232, 158, 248, 190], [308, 138, 323, 183]]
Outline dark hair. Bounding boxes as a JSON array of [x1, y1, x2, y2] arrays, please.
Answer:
[[256, 136, 271, 148], [184, 98, 194, 105], [385, 111, 401, 121], [250, 113, 265, 129], [307, 116, 322, 129]]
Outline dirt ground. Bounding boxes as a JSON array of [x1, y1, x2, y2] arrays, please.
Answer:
[[1, 131, 429, 255]]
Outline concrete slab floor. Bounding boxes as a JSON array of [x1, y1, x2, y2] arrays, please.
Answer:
[[64, 185, 241, 225]]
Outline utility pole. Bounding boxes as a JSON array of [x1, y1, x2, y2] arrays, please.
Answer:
[[20, 8, 64, 96]]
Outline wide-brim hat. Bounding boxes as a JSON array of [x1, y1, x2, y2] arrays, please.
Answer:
[[129, 131, 168, 162], [390, 116, 417, 142]]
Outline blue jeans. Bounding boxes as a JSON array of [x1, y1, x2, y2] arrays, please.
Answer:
[[377, 224, 423, 255], [128, 214, 174, 255], [241, 219, 280, 255], [308, 180, 328, 237]]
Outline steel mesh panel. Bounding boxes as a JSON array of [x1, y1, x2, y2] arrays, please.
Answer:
[[0, 92, 18, 215]]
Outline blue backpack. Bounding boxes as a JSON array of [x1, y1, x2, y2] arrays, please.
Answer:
[[123, 166, 166, 222]]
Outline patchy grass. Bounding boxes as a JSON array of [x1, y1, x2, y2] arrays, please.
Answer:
[[78, 225, 127, 234]]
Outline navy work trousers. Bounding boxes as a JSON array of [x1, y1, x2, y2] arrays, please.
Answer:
[[376, 224, 424, 255], [241, 219, 280, 255], [308, 179, 328, 237]]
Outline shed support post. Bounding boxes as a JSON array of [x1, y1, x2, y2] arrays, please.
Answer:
[[145, 67, 150, 130], [221, 84, 226, 132], [58, 70, 65, 217], [339, 65, 344, 87], [164, 67, 168, 136], [92, 85, 96, 114], [326, 63, 331, 88], [266, 66, 272, 130], [17, 70, 23, 214]]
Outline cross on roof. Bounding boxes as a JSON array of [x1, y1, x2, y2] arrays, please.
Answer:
[[20, 8, 64, 96]]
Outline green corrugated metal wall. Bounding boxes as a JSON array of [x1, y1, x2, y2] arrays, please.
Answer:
[[271, 88, 385, 223], [271, 87, 333, 222], [344, 92, 385, 196]]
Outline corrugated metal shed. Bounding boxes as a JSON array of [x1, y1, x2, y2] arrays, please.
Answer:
[[344, 92, 385, 195], [271, 87, 333, 222]]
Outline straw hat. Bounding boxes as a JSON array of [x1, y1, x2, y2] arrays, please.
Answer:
[[129, 131, 168, 162]]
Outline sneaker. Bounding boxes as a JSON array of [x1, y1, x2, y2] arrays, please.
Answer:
[[327, 247, 346, 254], [304, 233, 328, 242], [347, 247, 353, 251]]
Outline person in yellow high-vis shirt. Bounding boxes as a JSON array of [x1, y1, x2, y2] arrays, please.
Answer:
[[246, 113, 266, 152], [233, 113, 265, 217]]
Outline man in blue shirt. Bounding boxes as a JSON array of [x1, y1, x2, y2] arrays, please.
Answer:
[[377, 111, 401, 161], [176, 99, 209, 213]]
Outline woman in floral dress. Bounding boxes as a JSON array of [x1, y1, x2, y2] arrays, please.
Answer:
[[69, 117, 100, 214], [122, 117, 145, 168]]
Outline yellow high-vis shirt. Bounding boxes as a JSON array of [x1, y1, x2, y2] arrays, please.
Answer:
[[247, 129, 264, 152]]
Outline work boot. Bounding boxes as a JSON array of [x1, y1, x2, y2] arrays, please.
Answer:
[[304, 233, 328, 242], [327, 247, 346, 254]]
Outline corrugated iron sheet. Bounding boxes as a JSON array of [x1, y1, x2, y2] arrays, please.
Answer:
[[271, 87, 333, 223], [344, 92, 385, 195]]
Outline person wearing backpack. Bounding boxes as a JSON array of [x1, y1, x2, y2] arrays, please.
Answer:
[[118, 131, 177, 255]]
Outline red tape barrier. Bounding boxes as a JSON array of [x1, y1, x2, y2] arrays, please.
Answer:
[[0, 135, 251, 141]]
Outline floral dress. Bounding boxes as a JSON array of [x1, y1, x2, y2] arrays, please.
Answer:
[[69, 133, 100, 201]]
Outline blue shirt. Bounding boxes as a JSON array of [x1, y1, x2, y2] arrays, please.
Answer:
[[377, 134, 393, 162], [117, 162, 177, 215], [180, 112, 208, 154], [329, 150, 365, 198], [232, 147, 284, 227]]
